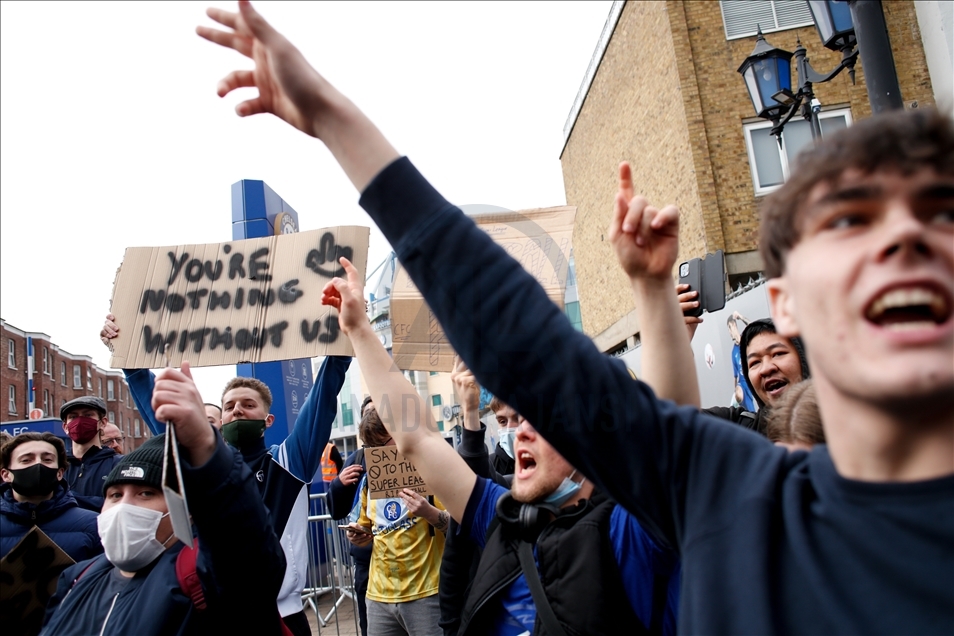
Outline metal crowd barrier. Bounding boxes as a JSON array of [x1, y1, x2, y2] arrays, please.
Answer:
[[303, 492, 361, 635]]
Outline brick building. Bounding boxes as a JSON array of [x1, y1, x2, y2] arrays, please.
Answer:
[[560, 0, 946, 352], [2, 319, 150, 452]]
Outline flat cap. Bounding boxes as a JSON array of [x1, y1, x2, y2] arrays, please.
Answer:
[[60, 395, 107, 420]]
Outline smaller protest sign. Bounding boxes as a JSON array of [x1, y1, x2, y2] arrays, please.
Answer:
[[365, 446, 432, 500], [390, 206, 576, 371], [0, 527, 75, 636]]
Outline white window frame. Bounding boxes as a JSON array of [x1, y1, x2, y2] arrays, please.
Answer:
[[108, 411, 115, 424], [743, 107, 853, 196], [60, 362, 66, 386], [107, 379, 115, 401], [73, 364, 82, 389], [8, 386, 16, 414], [44, 389, 51, 415], [7, 339, 15, 368], [721, 0, 815, 40], [134, 418, 142, 438], [43, 347, 49, 375]]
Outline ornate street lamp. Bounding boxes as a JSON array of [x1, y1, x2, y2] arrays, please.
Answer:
[[737, 27, 793, 122], [808, 0, 857, 52], [738, 21, 858, 143]]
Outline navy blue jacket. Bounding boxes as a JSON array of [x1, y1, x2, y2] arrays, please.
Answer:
[[64, 445, 122, 512], [0, 482, 102, 562], [358, 157, 954, 635], [40, 433, 286, 636]]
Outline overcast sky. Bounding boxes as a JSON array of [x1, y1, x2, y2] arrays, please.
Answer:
[[0, 0, 612, 404]]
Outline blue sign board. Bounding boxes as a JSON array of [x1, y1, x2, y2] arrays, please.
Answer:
[[232, 180, 316, 448], [1, 418, 68, 444]]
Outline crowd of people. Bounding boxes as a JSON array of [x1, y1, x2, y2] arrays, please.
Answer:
[[2, 2, 951, 635]]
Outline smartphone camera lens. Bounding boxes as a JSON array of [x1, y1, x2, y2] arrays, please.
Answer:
[[679, 263, 689, 277]]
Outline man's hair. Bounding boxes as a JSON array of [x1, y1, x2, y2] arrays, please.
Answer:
[[1, 432, 67, 470], [488, 396, 509, 414], [221, 377, 273, 411], [765, 380, 826, 447], [358, 408, 391, 448], [360, 395, 373, 415], [759, 107, 954, 278], [204, 403, 223, 416]]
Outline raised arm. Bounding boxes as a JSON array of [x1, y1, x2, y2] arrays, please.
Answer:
[[611, 163, 701, 407], [320, 258, 476, 523], [151, 362, 286, 622], [101, 314, 163, 436]]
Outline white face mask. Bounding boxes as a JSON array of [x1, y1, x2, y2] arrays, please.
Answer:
[[97, 503, 172, 572], [498, 428, 516, 459]]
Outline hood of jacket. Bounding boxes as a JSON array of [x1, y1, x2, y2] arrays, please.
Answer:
[[0, 481, 78, 525], [739, 318, 811, 410]]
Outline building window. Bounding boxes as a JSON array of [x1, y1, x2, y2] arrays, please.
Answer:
[[119, 411, 123, 428], [134, 419, 142, 438], [107, 380, 115, 401], [87, 367, 92, 390], [44, 389, 50, 415], [743, 108, 851, 195], [341, 400, 354, 427], [60, 362, 66, 386], [7, 339, 15, 368], [8, 386, 16, 414], [73, 365, 82, 389], [721, 0, 814, 40], [43, 348, 49, 374], [436, 420, 444, 432], [98, 378, 103, 397], [429, 371, 438, 376], [565, 301, 583, 332], [108, 411, 115, 424], [432, 394, 442, 407]]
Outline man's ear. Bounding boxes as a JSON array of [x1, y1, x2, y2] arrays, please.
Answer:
[[56, 468, 65, 482], [767, 277, 799, 338], [62, 421, 69, 434], [0, 468, 12, 483], [265, 414, 275, 429], [98, 417, 108, 430]]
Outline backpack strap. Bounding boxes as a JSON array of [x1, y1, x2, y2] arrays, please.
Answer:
[[176, 539, 207, 610], [517, 540, 568, 636], [176, 537, 293, 636]]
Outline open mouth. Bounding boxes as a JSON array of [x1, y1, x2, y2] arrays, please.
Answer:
[[516, 450, 537, 478], [865, 286, 951, 331], [763, 378, 789, 396]]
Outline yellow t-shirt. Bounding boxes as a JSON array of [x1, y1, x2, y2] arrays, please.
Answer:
[[358, 486, 446, 603]]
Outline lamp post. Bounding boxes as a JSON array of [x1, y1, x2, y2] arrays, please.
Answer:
[[739, 23, 858, 145]]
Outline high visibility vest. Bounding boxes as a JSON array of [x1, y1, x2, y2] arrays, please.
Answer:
[[320, 443, 338, 482]]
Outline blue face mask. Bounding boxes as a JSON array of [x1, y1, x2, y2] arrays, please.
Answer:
[[498, 428, 516, 459], [542, 470, 583, 507]]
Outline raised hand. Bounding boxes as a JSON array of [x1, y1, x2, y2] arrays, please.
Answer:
[[197, 2, 399, 192], [100, 313, 119, 348], [197, 1, 332, 136], [321, 257, 370, 335], [609, 162, 681, 282], [152, 362, 217, 466], [677, 284, 703, 341], [451, 356, 480, 413]]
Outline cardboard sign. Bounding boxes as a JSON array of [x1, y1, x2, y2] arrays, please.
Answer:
[[0, 527, 75, 636], [390, 206, 576, 371], [107, 227, 369, 368], [365, 446, 432, 500]]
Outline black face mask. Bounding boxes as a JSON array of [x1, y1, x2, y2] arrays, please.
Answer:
[[221, 419, 267, 450], [9, 464, 60, 497]]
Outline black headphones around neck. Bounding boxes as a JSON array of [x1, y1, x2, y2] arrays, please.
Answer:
[[495, 492, 559, 542]]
